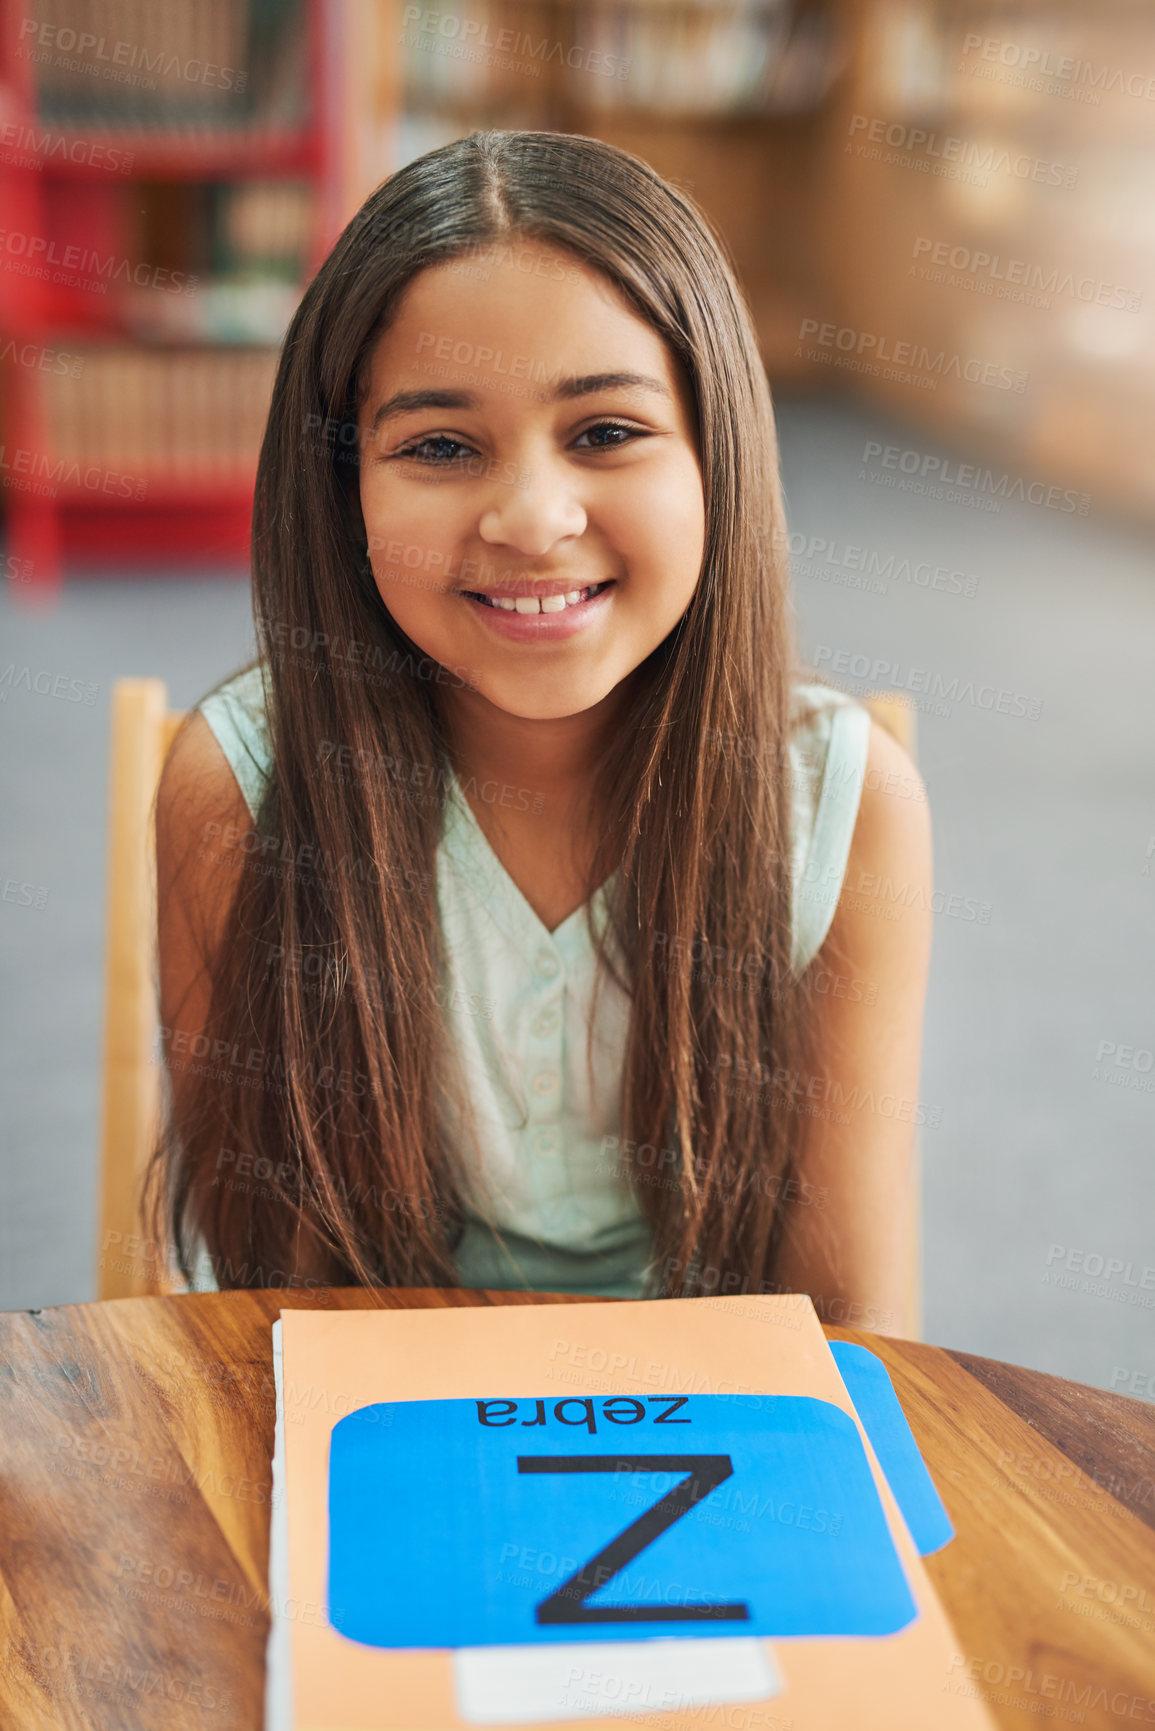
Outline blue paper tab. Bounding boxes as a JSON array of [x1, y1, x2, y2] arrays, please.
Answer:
[[327, 1393, 918, 1649], [829, 1342, 954, 1556]]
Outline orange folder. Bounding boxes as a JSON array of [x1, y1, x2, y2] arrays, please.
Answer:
[[267, 1295, 996, 1731]]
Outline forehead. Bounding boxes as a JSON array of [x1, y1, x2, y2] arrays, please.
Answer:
[[358, 240, 688, 406]]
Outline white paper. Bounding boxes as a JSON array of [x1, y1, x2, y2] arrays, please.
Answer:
[[265, 1317, 293, 1731], [453, 1636, 781, 1724]]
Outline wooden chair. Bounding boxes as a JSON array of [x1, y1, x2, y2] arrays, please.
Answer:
[[96, 680, 923, 1331], [97, 679, 188, 1299]]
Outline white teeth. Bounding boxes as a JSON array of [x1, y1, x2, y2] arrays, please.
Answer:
[[474, 583, 607, 613]]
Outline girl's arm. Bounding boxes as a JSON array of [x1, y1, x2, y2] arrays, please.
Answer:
[[774, 717, 934, 1338], [155, 716, 354, 1291], [155, 712, 252, 1123]]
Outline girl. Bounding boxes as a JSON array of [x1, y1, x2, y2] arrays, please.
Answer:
[[148, 129, 932, 1333]]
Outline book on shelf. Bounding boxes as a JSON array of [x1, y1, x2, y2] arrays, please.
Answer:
[[395, 0, 842, 121], [44, 344, 279, 479], [21, 0, 308, 133]]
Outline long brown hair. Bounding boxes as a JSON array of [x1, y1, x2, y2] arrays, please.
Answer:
[[144, 127, 826, 1299]]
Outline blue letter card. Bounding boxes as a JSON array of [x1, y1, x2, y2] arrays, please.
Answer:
[[829, 1343, 955, 1556], [328, 1392, 918, 1648]]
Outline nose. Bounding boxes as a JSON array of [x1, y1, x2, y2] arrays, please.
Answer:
[[477, 459, 587, 556]]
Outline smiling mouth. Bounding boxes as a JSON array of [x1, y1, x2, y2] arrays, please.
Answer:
[[463, 581, 613, 614]]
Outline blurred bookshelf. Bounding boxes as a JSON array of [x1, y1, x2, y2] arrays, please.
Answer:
[[0, 0, 344, 595], [5, 0, 1151, 594], [808, 0, 1155, 525], [343, 0, 1155, 529], [342, 0, 852, 386]]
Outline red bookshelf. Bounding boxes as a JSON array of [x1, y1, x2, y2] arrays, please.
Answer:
[[0, 0, 346, 596]]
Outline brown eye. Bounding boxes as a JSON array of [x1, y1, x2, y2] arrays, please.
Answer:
[[395, 435, 474, 464], [575, 421, 645, 449]]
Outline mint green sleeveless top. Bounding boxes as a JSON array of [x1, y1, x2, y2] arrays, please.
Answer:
[[185, 666, 870, 1299]]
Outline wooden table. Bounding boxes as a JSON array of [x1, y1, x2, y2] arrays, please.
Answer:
[[1, 1288, 1152, 1731]]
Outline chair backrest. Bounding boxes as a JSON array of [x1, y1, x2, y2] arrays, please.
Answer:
[[97, 678, 187, 1299], [97, 680, 921, 1333], [861, 689, 916, 759]]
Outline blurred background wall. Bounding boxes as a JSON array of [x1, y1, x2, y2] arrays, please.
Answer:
[[1, 0, 1152, 1390]]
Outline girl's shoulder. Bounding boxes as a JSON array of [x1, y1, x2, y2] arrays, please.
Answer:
[[788, 679, 872, 794], [789, 674, 868, 727], [190, 664, 873, 969], [787, 680, 874, 974], [196, 661, 273, 824]]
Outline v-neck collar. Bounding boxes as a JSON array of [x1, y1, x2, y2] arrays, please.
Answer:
[[443, 767, 617, 949]]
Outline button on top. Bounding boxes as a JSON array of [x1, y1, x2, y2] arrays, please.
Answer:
[[532, 1071, 559, 1096], [534, 949, 560, 981], [532, 1007, 560, 1037]]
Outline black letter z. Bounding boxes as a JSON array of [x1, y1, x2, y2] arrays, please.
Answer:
[[516, 1453, 749, 1624]]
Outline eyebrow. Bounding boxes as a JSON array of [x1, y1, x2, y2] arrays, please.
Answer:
[[369, 371, 673, 432]]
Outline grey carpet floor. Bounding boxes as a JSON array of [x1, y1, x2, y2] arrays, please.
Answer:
[[2, 395, 1152, 1398]]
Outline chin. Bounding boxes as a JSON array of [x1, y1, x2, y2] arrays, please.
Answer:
[[486, 680, 617, 722], [506, 697, 606, 723]]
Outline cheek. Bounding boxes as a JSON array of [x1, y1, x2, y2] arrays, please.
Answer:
[[361, 485, 463, 603], [630, 469, 705, 583], [647, 448, 704, 523], [361, 481, 457, 554], [370, 559, 446, 635]]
